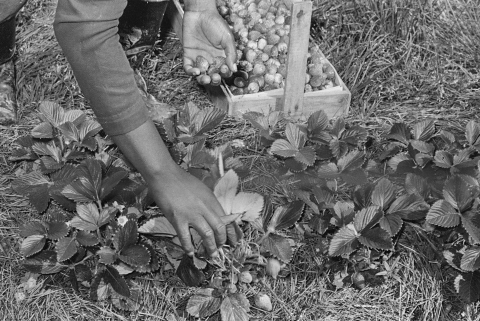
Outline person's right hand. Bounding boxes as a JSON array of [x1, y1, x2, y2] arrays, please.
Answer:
[[147, 164, 238, 257]]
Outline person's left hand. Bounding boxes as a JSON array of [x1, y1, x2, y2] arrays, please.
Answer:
[[182, 10, 237, 84]]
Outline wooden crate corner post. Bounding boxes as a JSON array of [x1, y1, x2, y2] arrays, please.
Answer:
[[283, 0, 313, 117]]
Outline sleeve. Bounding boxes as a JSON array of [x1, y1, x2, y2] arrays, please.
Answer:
[[53, 0, 150, 136]]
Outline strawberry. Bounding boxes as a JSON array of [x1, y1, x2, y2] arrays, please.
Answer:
[[266, 257, 281, 279], [254, 293, 273, 311], [195, 56, 210, 73], [239, 271, 253, 284], [267, 33, 280, 45], [252, 63, 266, 76], [308, 63, 324, 77], [248, 30, 262, 41]]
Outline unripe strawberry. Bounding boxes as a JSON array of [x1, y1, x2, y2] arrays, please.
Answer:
[[261, 53, 269, 62], [270, 45, 279, 57], [247, 81, 260, 93], [252, 63, 266, 76], [249, 12, 262, 26], [238, 28, 249, 40], [277, 42, 288, 54], [211, 73, 222, 85], [264, 73, 275, 85], [310, 52, 325, 64], [247, 40, 258, 50], [266, 257, 282, 279], [250, 75, 265, 88], [266, 58, 280, 68], [196, 74, 211, 85], [257, 38, 267, 51], [278, 53, 287, 64], [274, 73, 284, 85], [266, 12, 276, 21], [323, 64, 336, 79], [276, 28, 286, 37], [248, 30, 262, 41], [264, 19, 276, 29], [239, 271, 253, 283], [266, 64, 277, 74], [268, 5, 277, 14], [254, 293, 273, 311], [195, 56, 209, 73], [245, 49, 257, 63], [267, 34, 280, 45], [239, 60, 253, 72], [257, 0, 271, 10], [275, 15, 285, 25], [263, 45, 273, 55], [310, 75, 327, 87], [308, 63, 324, 77]]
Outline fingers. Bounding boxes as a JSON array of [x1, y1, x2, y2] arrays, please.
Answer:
[[175, 221, 195, 257], [183, 56, 201, 76], [190, 218, 219, 258], [221, 32, 238, 73]]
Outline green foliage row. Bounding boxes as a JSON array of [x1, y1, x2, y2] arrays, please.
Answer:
[[10, 100, 480, 318]]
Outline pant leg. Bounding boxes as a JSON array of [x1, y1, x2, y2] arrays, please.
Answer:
[[53, 0, 149, 136]]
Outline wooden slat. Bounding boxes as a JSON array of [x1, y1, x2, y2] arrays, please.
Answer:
[[282, 0, 313, 115], [166, 0, 184, 43]]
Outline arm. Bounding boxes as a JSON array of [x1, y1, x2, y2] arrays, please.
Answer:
[[53, 0, 234, 257]]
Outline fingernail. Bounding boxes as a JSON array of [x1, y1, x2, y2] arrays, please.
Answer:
[[232, 65, 238, 72], [186, 251, 194, 257], [210, 250, 219, 258]]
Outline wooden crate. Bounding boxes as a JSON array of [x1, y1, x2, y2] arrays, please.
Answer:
[[166, 0, 350, 119]]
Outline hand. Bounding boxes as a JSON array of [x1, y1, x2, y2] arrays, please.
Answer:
[[148, 164, 238, 257], [182, 10, 237, 83]]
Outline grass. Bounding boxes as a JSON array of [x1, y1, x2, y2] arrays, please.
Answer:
[[1, 0, 480, 320]]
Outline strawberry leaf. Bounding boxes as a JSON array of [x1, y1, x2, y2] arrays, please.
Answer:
[[337, 151, 364, 172], [330, 118, 345, 137], [176, 254, 206, 286], [404, 173, 430, 199], [104, 265, 130, 297], [220, 293, 250, 321], [455, 272, 480, 303], [20, 221, 47, 238], [11, 171, 51, 213], [62, 158, 102, 202], [353, 183, 375, 209], [386, 123, 411, 145], [119, 244, 151, 267], [267, 200, 304, 231], [358, 228, 393, 250], [443, 176, 474, 212], [186, 288, 222, 318], [317, 162, 339, 179], [261, 233, 293, 263], [328, 226, 359, 256], [353, 206, 382, 232], [271, 139, 298, 158], [99, 168, 129, 200], [294, 146, 316, 166], [461, 247, 480, 272], [371, 178, 396, 209], [38, 101, 65, 127], [379, 214, 403, 236], [114, 220, 138, 252], [466, 120, 480, 149], [56, 237, 77, 262], [340, 168, 368, 186], [31, 122, 54, 139], [387, 193, 429, 220], [461, 210, 480, 244], [307, 110, 329, 137], [284, 158, 308, 172], [434, 151, 453, 168], [340, 126, 368, 146], [443, 244, 465, 271], [46, 222, 69, 240], [412, 119, 435, 141], [97, 247, 117, 265], [69, 203, 101, 231], [21, 235, 46, 257], [23, 250, 67, 274], [194, 107, 226, 136], [426, 200, 460, 228], [329, 137, 348, 158], [214, 169, 239, 215], [138, 217, 177, 236], [76, 231, 99, 246], [331, 201, 355, 227], [231, 192, 264, 222]]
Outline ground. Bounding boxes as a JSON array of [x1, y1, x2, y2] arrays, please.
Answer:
[[1, 0, 480, 320]]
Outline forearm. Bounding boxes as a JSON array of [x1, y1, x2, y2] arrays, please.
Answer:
[[110, 120, 178, 181], [184, 0, 216, 11]]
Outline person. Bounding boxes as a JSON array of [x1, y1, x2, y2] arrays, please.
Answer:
[[53, 0, 238, 258]]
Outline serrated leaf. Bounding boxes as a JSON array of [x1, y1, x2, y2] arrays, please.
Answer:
[[114, 220, 138, 252], [97, 247, 117, 265], [455, 272, 480, 303], [405, 173, 430, 199], [371, 178, 396, 209], [194, 107, 226, 136], [434, 151, 453, 168], [388, 154, 410, 172], [119, 244, 150, 267], [69, 203, 101, 231], [104, 265, 130, 297], [56, 237, 77, 262], [412, 119, 435, 141], [330, 118, 345, 137], [386, 123, 411, 145], [271, 139, 298, 158], [138, 216, 176, 236], [444, 244, 465, 271], [214, 169, 239, 215], [284, 157, 308, 172], [231, 192, 264, 222], [337, 150, 364, 172], [286, 123, 307, 149], [340, 126, 368, 146], [75, 264, 92, 281], [387, 193, 429, 220], [340, 168, 368, 186], [353, 184, 375, 209], [308, 110, 329, 134], [220, 293, 250, 321], [329, 137, 348, 158], [426, 200, 460, 227], [317, 162, 339, 179], [20, 221, 47, 238], [353, 206, 382, 232], [331, 201, 355, 227], [62, 158, 102, 202], [328, 226, 359, 256], [443, 176, 474, 212], [186, 288, 222, 318], [176, 254, 205, 286], [31, 122, 54, 139], [466, 120, 480, 148], [379, 214, 403, 236], [294, 146, 316, 166], [21, 235, 46, 257], [78, 119, 102, 140], [460, 247, 480, 271], [461, 210, 480, 244], [76, 231, 99, 246], [410, 140, 434, 154], [11, 171, 51, 213], [99, 168, 129, 200], [38, 101, 64, 127], [23, 250, 67, 274], [358, 228, 393, 250], [267, 201, 304, 231], [261, 233, 292, 263], [47, 222, 69, 240]]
